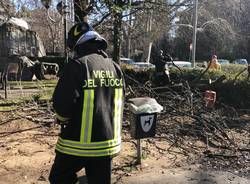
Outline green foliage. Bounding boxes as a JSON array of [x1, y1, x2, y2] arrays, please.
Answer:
[[169, 67, 225, 81], [121, 65, 154, 84], [0, 105, 18, 111], [215, 81, 250, 108], [122, 64, 250, 108], [168, 0, 250, 61], [220, 64, 248, 80]]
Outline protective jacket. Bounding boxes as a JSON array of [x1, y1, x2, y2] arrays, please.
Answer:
[[208, 60, 221, 71], [53, 42, 125, 158]]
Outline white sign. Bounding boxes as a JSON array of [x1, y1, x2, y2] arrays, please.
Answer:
[[140, 115, 155, 132]]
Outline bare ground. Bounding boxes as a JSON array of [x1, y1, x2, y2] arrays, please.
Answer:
[[0, 109, 249, 184]]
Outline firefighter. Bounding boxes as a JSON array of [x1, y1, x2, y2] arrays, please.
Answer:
[[153, 50, 171, 86], [49, 22, 125, 184]]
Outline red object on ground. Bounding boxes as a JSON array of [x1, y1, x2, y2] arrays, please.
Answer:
[[204, 90, 216, 108]]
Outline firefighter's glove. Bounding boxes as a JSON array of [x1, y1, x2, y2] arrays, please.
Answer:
[[54, 118, 69, 125], [54, 113, 70, 125]]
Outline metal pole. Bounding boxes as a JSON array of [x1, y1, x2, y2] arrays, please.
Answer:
[[146, 1, 153, 63], [191, 0, 198, 67], [4, 74, 7, 99], [136, 139, 142, 164], [64, 18, 67, 56], [64, 0, 68, 57]]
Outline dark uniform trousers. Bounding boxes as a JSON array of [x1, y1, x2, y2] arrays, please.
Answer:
[[49, 152, 112, 184]]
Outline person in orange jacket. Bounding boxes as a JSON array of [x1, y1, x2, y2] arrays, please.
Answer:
[[208, 55, 221, 71]]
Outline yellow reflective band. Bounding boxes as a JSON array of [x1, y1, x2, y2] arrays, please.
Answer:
[[114, 88, 123, 139], [81, 89, 94, 143], [74, 25, 81, 36], [87, 90, 94, 142], [117, 89, 123, 139], [81, 90, 88, 142], [55, 112, 70, 122], [57, 137, 121, 149], [55, 143, 121, 157], [113, 89, 118, 139]]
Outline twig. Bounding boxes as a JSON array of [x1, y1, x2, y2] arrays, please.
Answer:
[[0, 125, 43, 138], [0, 117, 20, 125]]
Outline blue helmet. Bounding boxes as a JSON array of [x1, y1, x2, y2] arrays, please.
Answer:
[[67, 22, 107, 50]]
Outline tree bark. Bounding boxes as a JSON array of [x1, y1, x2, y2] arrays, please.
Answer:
[[248, 39, 250, 62], [112, 1, 123, 64], [141, 1, 154, 63], [74, 0, 89, 22]]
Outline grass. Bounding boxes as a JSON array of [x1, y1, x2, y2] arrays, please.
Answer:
[[8, 79, 57, 89], [0, 105, 18, 111], [0, 79, 56, 107]]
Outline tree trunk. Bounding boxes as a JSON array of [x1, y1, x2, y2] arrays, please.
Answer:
[[125, 13, 133, 58], [146, 42, 153, 63], [141, 2, 153, 63], [126, 35, 131, 58], [112, 1, 123, 64], [123, 26, 131, 58], [74, 0, 89, 22]]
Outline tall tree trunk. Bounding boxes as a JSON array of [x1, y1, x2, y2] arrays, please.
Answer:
[[126, 14, 132, 58], [126, 35, 131, 58], [74, 0, 89, 22], [141, 2, 154, 63], [146, 42, 153, 63], [123, 26, 131, 58], [113, 1, 123, 64]]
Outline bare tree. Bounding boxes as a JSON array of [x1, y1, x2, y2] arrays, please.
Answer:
[[0, 0, 15, 19], [172, 0, 246, 60], [74, 0, 92, 22], [29, 8, 64, 54]]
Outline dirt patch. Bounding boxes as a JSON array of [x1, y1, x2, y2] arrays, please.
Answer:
[[0, 111, 56, 184], [0, 109, 249, 184]]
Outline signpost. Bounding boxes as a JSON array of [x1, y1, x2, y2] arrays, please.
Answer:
[[131, 113, 157, 164], [128, 97, 163, 164]]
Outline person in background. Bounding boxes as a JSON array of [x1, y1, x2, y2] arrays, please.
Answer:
[[49, 22, 125, 184], [154, 50, 171, 86], [208, 55, 221, 71]]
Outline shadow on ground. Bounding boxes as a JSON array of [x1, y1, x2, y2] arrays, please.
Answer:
[[119, 168, 250, 184]]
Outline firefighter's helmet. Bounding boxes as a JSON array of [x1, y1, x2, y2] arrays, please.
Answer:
[[67, 22, 107, 50]]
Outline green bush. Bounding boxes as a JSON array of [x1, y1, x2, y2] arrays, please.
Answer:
[[121, 64, 154, 84], [214, 81, 250, 108], [122, 64, 250, 108]]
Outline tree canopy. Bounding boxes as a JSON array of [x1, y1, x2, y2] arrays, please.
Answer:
[[0, 0, 249, 63]]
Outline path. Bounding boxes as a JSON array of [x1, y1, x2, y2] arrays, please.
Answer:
[[116, 166, 250, 184]]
